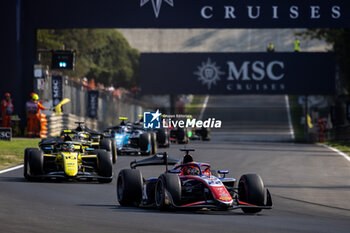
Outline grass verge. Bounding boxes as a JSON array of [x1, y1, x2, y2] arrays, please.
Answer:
[[0, 138, 40, 170], [322, 141, 350, 155]]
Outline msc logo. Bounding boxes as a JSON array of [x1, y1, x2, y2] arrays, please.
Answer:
[[144, 109, 162, 129], [140, 0, 174, 18], [194, 58, 225, 90]]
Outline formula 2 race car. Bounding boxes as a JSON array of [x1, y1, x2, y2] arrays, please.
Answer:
[[24, 138, 113, 183], [156, 127, 170, 148], [170, 127, 189, 144], [60, 122, 117, 164], [117, 149, 272, 213], [188, 127, 211, 141], [105, 118, 157, 155], [135, 115, 170, 148]]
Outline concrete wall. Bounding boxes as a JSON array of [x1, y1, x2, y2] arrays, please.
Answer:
[[38, 75, 145, 131]]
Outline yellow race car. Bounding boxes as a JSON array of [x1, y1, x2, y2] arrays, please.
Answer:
[[24, 138, 113, 183], [60, 122, 117, 164]]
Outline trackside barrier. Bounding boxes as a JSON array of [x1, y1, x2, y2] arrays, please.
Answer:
[[39, 113, 48, 138], [46, 114, 98, 137]]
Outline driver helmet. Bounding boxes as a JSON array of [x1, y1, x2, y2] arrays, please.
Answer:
[[183, 154, 194, 164], [62, 143, 75, 152], [32, 94, 39, 101], [76, 125, 85, 131], [183, 165, 200, 176], [75, 132, 86, 141]]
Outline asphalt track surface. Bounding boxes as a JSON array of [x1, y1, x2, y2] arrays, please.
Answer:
[[1, 96, 350, 233]]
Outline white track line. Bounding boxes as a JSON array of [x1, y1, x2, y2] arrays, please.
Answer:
[[0, 164, 23, 175], [320, 144, 350, 162], [285, 95, 295, 140], [199, 95, 209, 120]]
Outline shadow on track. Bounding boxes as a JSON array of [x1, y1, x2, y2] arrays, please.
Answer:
[[267, 184, 350, 190], [0, 176, 115, 184], [273, 193, 350, 212], [77, 204, 268, 216], [0, 176, 26, 182]]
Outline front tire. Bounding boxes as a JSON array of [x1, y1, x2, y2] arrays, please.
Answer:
[[139, 133, 151, 155], [117, 169, 143, 206], [29, 149, 43, 175], [97, 150, 113, 183], [24, 148, 36, 179], [155, 174, 181, 210], [150, 132, 157, 155], [238, 174, 265, 214]]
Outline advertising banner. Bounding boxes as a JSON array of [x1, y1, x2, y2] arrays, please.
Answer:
[[0, 127, 12, 141], [26, 0, 350, 29], [141, 52, 336, 95], [88, 91, 99, 118], [52, 75, 63, 107]]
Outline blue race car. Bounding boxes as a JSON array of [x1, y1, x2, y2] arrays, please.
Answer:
[[105, 120, 157, 156]]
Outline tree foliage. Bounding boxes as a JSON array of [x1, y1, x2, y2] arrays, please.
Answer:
[[37, 29, 140, 88], [299, 29, 350, 92]]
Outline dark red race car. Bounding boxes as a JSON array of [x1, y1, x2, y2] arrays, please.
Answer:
[[117, 149, 272, 214]]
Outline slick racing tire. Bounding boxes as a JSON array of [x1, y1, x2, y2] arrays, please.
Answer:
[[117, 169, 143, 206], [29, 149, 44, 175], [23, 148, 36, 179], [139, 133, 151, 155], [100, 138, 114, 158], [110, 138, 117, 164], [238, 174, 265, 214], [157, 129, 169, 147], [201, 128, 211, 141], [177, 128, 188, 144], [155, 174, 181, 210], [97, 150, 113, 183], [150, 132, 157, 155]]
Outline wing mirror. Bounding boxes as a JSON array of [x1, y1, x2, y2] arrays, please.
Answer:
[[218, 170, 229, 178]]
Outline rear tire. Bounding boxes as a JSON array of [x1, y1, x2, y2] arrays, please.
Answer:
[[117, 169, 143, 206], [238, 174, 265, 214], [177, 128, 188, 144], [139, 133, 151, 155], [97, 150, 113, 183], [155, 174, 181, 210], [150, 132, 157, 155], [157, 129, 169, 147], [24, 148, 36, 179], [201, 128, 211, 141], [110, 138, 117, 164]]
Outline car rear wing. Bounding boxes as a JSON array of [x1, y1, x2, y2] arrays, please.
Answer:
[[39, 138, 91, 147], [130, 152, 179, 170]]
